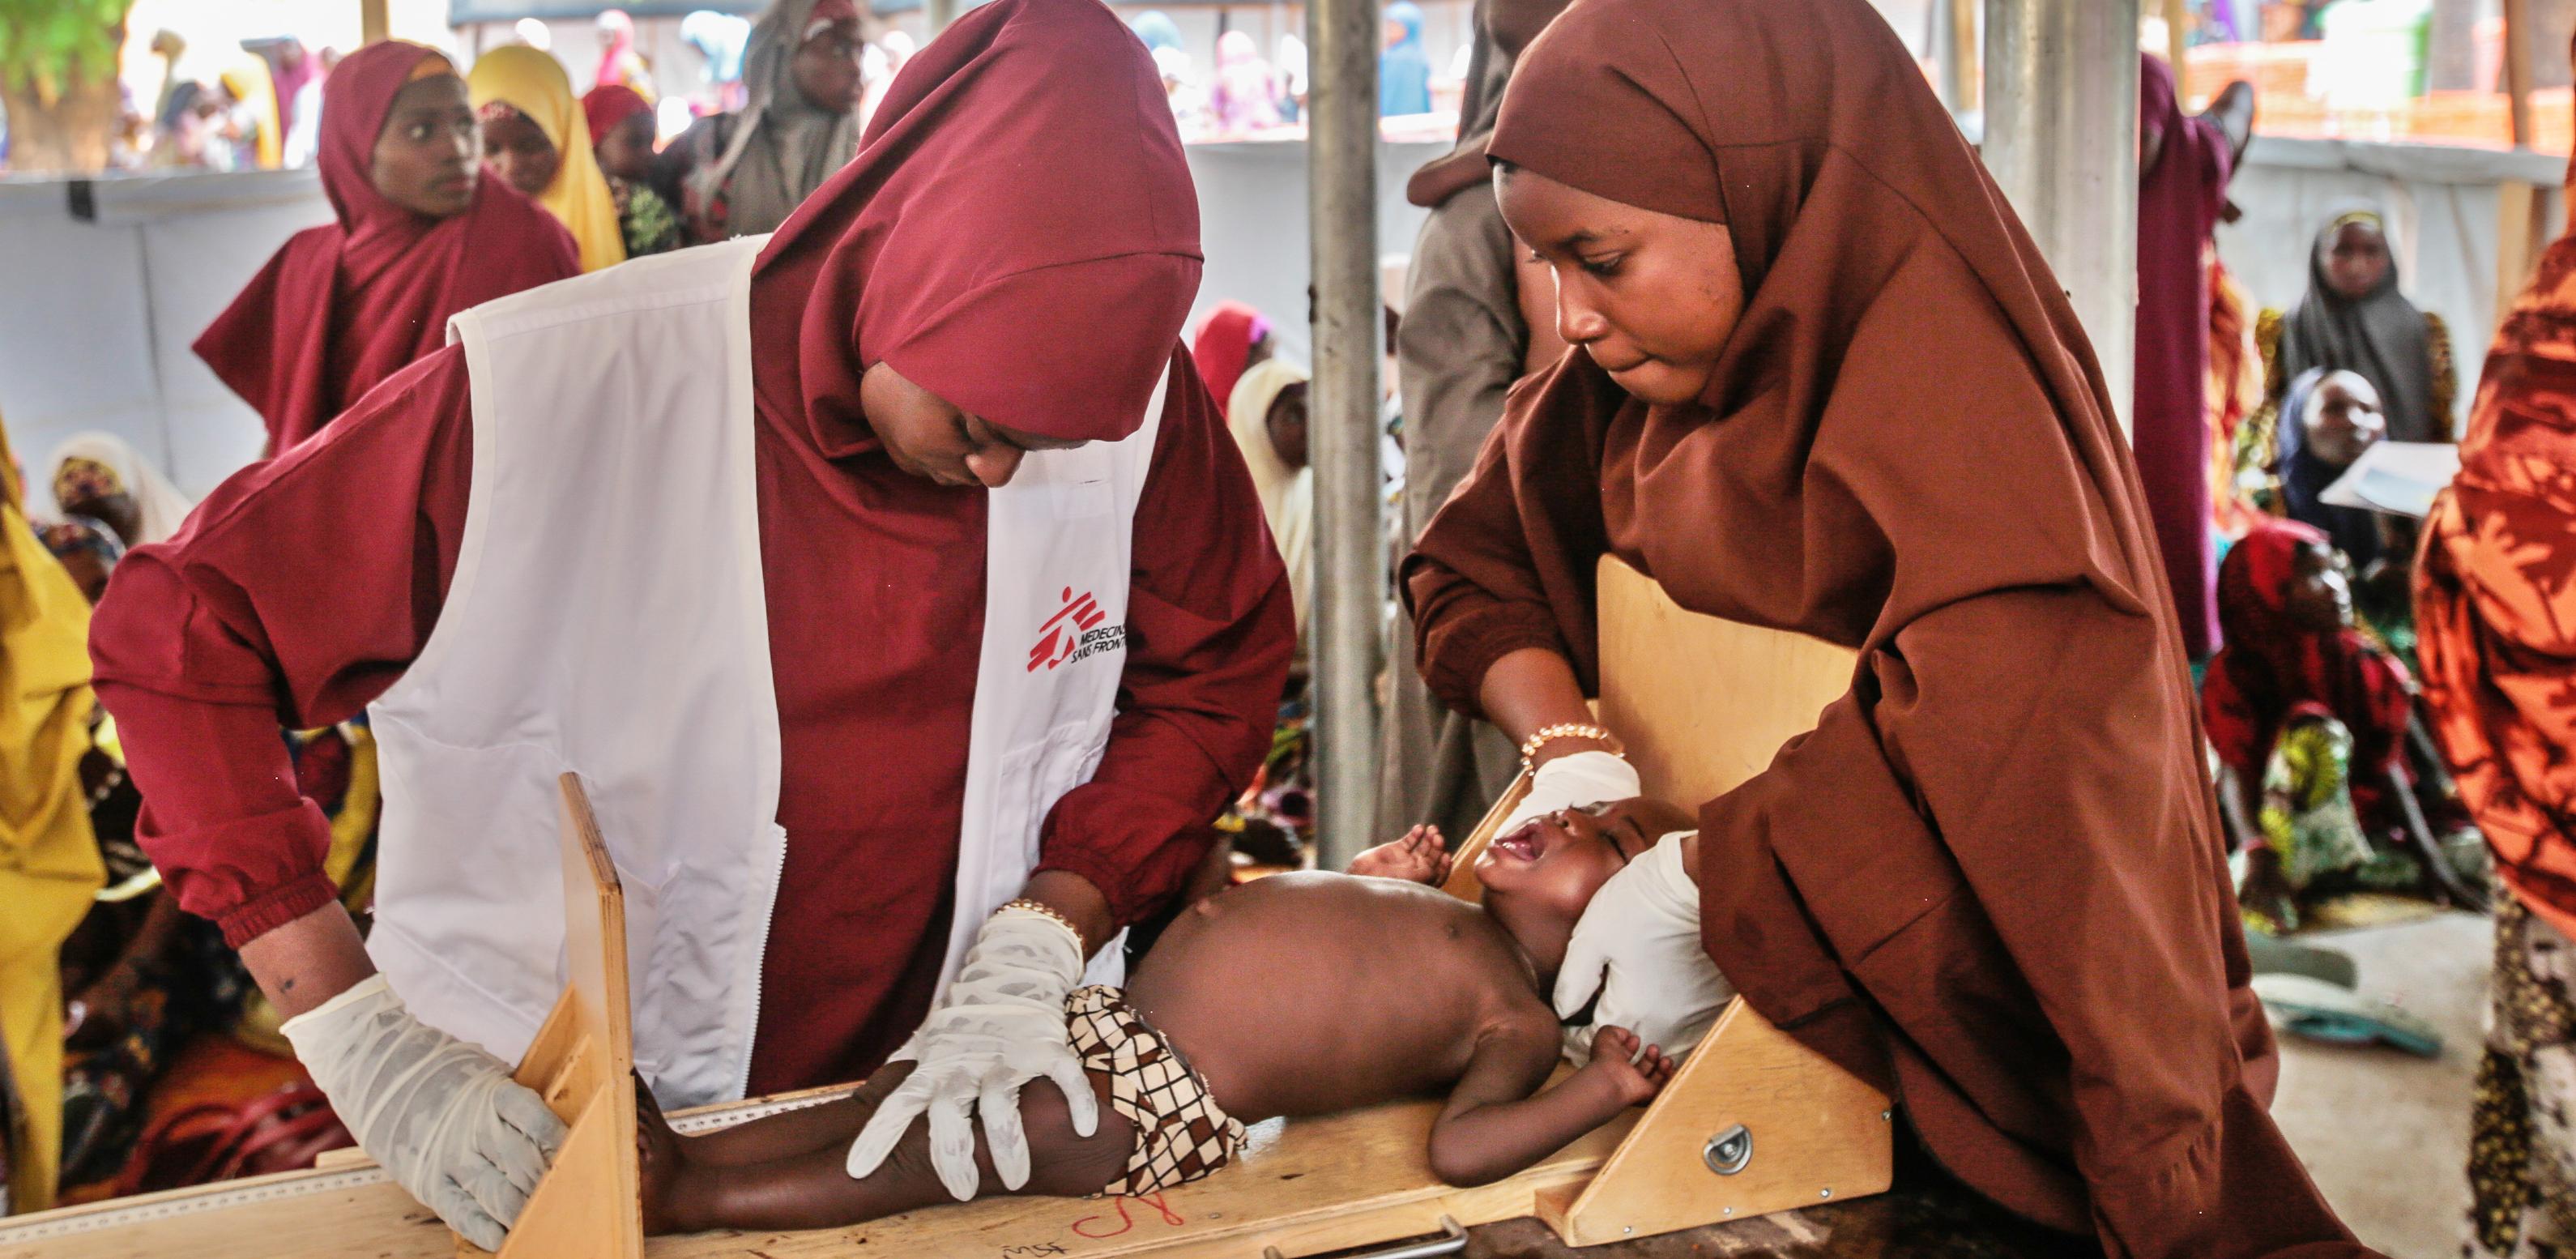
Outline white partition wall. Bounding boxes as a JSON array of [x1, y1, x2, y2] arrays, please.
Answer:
[[0, 170, 331, 509]]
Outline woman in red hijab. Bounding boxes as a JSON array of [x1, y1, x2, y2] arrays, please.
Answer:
[[193, 41, 578, 457], [2203, 519, 2474, 930], [94, 0, 1288, 1247], [1190, 300, 1273, 420], [1405, 0, 2365, 1252]]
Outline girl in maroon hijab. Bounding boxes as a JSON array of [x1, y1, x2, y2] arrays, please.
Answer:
[[193, 41, 578, 457], [1405, 0, 2365, 1252], [1190, 300, 1273, 421], [95, 0, 1287, 1246]]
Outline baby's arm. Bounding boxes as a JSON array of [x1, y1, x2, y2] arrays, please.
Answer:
[[1346, 825, 1451, 884], [1425, 1018, 1673, 1187]]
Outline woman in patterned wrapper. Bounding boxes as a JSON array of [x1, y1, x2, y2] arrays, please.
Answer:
[[2416, 151, 2576, 1257]]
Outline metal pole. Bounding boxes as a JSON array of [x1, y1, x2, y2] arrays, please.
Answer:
[[360, 0, 390, 44], [1307, 0, 1381, 870], [926, 0, 958, 35], [1940, 0, 1978, 114], [1983, 0, 2141, 436]]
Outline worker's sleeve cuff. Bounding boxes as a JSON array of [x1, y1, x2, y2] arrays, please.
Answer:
[[1422, 605, 1571, 719], [215, 870, 343, 950], [1031, 847, 1159, 929]]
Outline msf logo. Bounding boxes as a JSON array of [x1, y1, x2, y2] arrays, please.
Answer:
[[1030, 587, 1124, 672]]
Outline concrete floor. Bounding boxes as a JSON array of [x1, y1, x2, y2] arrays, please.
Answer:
[[2268, 911, 2494, 1259]]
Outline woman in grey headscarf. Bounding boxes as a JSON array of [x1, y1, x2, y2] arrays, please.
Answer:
[[2255, 206, 2457, 452], [656, 0, 867, 241]]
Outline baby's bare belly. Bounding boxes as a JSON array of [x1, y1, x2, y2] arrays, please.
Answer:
[[1120, 873, 1533, 1124]]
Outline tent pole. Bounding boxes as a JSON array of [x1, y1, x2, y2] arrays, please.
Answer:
[[1307, 0, 1383, 870], [1983, 0, 2143, 436]]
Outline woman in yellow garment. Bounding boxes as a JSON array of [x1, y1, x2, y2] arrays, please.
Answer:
[[215, 58, 283, 170], [467, 46, 626, 272], [0, 415, 106, 1213]]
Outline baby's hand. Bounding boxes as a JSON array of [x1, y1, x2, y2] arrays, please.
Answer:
[[1579, 1026, 1677, 1109], [1346, 825, 1452, 885]]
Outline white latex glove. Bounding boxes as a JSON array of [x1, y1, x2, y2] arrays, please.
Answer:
[[1552, 830, 1735, 1063], [279, 975, 566, 1251], [845, 906, 1097, 1200], [1496, 749, 1642, 839]]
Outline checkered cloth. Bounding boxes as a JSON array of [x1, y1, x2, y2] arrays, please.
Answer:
[[1065, 985, 1245, 1195]]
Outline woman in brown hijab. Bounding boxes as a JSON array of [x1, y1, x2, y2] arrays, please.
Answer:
[[1405, 0, 2365, 1252]]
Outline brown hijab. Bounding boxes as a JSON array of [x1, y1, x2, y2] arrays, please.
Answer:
[[1411, 0, 2361, 1251]]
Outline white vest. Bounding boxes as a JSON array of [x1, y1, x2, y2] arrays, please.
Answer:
[[367, 238, 1162, 1107]]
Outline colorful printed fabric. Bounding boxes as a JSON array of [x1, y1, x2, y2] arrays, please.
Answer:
[[2256, 715, 2379, 894], [37, 517, 124, 570], [2417, 225, 2576, 941], [2207, 252, 2267, 539], [2466, 890, 2576, 1257], [612, 179, 684, 258], [1218, 688, 1312, 864], [1064, 985, 1244, 1196]]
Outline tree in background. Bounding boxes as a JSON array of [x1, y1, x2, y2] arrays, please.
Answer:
[[0, 0, 133, 174]]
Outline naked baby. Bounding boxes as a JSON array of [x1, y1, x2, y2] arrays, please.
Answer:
[[634, 796, 1703, 1235]]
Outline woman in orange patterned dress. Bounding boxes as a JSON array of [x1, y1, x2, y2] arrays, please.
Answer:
[[2417, 181, 2576, 1258]]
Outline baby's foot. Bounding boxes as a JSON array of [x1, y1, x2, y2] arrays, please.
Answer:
[[1578, 1026, 1677, 1109], [634, 1074, 689, 1235]]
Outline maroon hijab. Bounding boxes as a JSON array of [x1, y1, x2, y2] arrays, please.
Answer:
[[750, 0, 1200, 455], [1190, 301, 1269, 420], [2134, 53, 2234, 659], [194, 41, 578, 456], [1414, 0, 2356, 1251]]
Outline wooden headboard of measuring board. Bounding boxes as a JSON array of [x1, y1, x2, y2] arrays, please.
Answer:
[[1440, 554, 1893, 1244]]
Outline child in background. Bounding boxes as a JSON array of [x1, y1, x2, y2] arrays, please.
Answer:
[[636, 798, 1710, 1234], [2203, 519, 2484, 929], [582, 84, 684, 258]]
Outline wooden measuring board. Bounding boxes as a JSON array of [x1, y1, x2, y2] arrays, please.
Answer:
[[3, 555, 1890, 1257], [1448, 556, 1892, 1244], [458, 774, 646, 1258], [1, 1086, 1631, 1259]]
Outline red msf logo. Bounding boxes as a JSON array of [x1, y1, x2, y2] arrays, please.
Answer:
[[1028, 587, 1107, 672]]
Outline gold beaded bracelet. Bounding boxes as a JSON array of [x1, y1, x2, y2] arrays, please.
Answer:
[[996, 897, 1085, 948], [1519, 722, 1622, 771]]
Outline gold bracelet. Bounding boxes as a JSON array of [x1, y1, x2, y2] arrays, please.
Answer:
[[1520, 723, 1621, 770], [996, 898, 1085, 947]]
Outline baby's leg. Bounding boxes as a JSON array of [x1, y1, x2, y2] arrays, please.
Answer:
[[652, 1063, 1137, 1235]]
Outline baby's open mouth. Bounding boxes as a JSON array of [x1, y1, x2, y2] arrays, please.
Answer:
[[1491, 822, 1544, 862]]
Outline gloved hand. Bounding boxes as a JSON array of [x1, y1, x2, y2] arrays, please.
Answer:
[[279, 975, 566, 1250], [845, 905, 1096, 1200], [1552, 830, 1734, 1063], [1496, 749, 1642, 839]]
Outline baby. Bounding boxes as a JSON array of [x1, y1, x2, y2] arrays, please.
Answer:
[[635, 796, 1699, 1235]]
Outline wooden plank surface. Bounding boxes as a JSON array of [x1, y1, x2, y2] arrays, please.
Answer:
[[1, 1095, 1632, 1259]]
